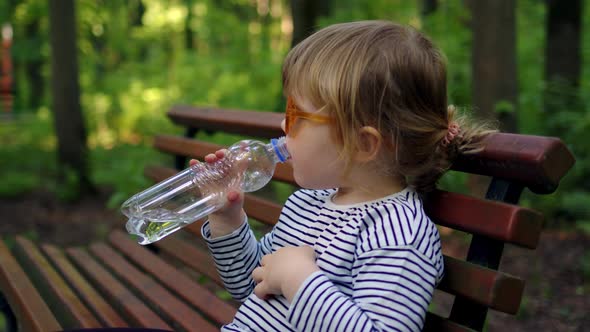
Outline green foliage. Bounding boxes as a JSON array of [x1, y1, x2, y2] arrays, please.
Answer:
[[421, 1, 473, 107], [0, 112, 55, 196], [438, 171, 469, 195], [494, 100, 516, 116], [52, 166, 82, 202], [215, 289, 233, 301], [0, 169, 40, 197], [91, 143, 169, 209], [0, 0, 589, 229]]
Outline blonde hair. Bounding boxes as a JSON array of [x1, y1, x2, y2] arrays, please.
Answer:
[[282, 21, 496, 193]]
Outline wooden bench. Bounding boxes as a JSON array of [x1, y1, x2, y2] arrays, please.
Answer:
[[0, 105, 575, 332]]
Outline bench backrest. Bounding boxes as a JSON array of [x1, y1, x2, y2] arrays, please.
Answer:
[[147, 105, 575, 332]]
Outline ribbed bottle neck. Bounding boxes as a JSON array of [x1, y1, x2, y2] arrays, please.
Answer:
[[269, 136, 290, 163]]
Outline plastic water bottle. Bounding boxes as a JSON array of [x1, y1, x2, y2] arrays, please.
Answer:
[[122, 137, 290, 245]]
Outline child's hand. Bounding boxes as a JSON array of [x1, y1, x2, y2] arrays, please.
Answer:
[[190, 149, 246, 238], [251, 246, 320, 302]]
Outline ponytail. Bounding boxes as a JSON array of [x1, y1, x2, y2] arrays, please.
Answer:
[[406, 105, 497, 193]]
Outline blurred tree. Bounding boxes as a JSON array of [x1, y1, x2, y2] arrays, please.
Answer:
[[470, 0, 518, 133], [1, 0, 18, 111], [421, 0, 438, 17], [544, 0, 583, 134], [258, 0, 271, 56], [184, 0, 195, 50], [464, 0, 518, 200], [89, 16, 106, 83], [128, 0, 147, 60], [130, 0, 145, 28], [48, 0, 93, 194], [24, 15, 43, 110], [290, 0, 332, 47]]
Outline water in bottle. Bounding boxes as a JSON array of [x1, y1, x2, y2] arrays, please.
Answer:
[[122, 137, 290, 245]]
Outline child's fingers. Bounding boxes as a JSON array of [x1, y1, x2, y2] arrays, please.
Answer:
[[253, 281, 270, 300], [204, 149, 228, 163], [252, 266, 263, 283], [204, 153, 217, 163], [189, 159, 198, 166], [215, 149, 227, 158]]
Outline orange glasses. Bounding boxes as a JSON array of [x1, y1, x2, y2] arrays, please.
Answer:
[[285, 96, 332, 136]]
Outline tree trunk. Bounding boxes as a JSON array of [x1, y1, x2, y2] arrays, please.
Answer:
[[467, 0, 517, 198], [290, 0, 331, 47], [1, 0, 17, 113], [24, 19, 44, 110], [184, 0, 195, 50], [471, 0, 518, 133], [272, 0, 331, 112], [128, 0, 148, 61], [421, 0, 438, 17], [48, 0, 93, 194], [544, 0, 582, 134], [259, 0, 271, 57], [130, 0, 145, 27]]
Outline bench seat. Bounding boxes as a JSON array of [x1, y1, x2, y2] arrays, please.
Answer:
[[0, 105, 575, 332]]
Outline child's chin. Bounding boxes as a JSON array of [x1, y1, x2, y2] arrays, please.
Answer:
[[292, 168, 336, 188], [294, 176, 334, 190], [293, 175, 313, 189]]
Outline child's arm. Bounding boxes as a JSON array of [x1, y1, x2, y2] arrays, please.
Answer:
[[250, 245, 439, 331], [251, 245, 320, 301], [202, 215, 275, 302], [286, 246, 439, 332], [192, 150, 273, 300]]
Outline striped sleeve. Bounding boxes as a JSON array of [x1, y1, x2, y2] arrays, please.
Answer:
[[201, 215, 275, 302], [287, 246, 438, 332]]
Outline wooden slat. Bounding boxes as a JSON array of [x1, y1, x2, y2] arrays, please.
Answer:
[[12, 237, 100, 329], [453, 133, 575, 194], [145, 165, 283, 226], [425, 190, 544, 249], [166, 106, 575, 193], [424, 312, 476, 332], [182, 219, 206, 237], [89, 243, 218, 332], [243, 194, 282, 225], [153, 135, 295, 185], [143, 164, 177, 184], [108, 230, 237, 325], [168, 105, 284, 139], [0, 241, 62, 332], [41, 244, 128, 327], [438, 255, 524, 314], [154, 235, 224, 286], [66, 247, 172, 330]]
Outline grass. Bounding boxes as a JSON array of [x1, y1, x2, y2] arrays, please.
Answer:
[[0, 112, 168, 205]]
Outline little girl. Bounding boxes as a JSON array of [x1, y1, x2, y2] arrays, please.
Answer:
[[193, 20, 493, 332]]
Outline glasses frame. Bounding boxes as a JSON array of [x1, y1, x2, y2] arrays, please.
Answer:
[[285, 96, 332, 136]]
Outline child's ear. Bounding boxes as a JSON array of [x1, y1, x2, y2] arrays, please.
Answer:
[[355, 126, 382, 162]]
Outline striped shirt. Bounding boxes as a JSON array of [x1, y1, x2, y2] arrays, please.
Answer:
[[202, 187, 444, 332]]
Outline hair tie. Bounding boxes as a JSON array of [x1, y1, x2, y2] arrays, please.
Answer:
[[441, 122, 460, 147]]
